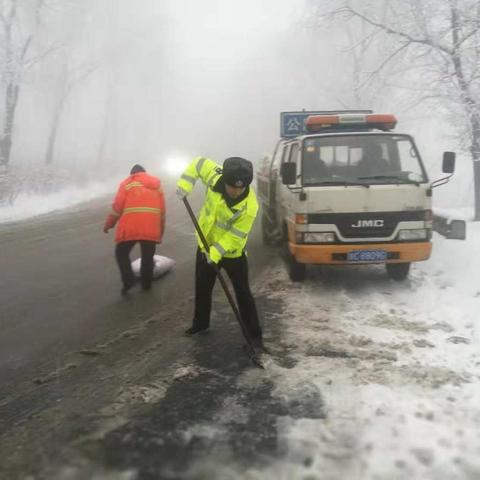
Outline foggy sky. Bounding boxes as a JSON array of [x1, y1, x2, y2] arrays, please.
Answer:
[[8, 0, 472, 207]]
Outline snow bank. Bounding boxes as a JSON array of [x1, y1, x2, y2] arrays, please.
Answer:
[[0, 180, 116, 224]]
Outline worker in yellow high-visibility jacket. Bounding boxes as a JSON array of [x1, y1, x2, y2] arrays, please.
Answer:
[[177, 156, 264, 349]]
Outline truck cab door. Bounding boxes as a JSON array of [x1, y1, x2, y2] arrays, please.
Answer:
[[277, 142, 300, 229]]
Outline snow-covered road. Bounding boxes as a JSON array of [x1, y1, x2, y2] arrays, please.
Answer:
[[3, 193, 478, 479], [75, 225, 479, 480], [66, 225, 479, 480], [227, 225, 480, 479]]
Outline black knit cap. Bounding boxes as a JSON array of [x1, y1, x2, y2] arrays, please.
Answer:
[[222, 157, 253, 188], [130, 164, 146, 174]]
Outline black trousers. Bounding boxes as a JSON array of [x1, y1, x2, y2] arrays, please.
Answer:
[[115, 240, 156, 289], [193, 248, 262, 341]]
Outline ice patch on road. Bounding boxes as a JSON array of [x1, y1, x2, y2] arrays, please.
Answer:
[[173, 364, 214, 380], [180, 424, 227, 444]]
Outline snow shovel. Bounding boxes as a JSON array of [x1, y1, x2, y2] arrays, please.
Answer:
[[182, 197, 264, 369]]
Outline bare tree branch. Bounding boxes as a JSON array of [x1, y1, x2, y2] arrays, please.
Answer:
[[339, 5, 453, 56], [22, 43, 59, 70], [20, 0, 46, 61], [64, 62, 100, 97], [457, 28, 480, 47], [357, 41, 411, 90]]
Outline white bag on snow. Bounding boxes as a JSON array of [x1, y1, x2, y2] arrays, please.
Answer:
[[131, 255, 176, 279]]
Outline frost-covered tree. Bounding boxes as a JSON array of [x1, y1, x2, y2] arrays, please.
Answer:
[[43, 56, 98, 165], [0, 0, 48, 166], [306, 1, 397, 110], [311, 0, 480, 219]]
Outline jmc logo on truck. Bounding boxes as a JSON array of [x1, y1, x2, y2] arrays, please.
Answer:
[[257, 110, 462, 282], [351, 220, 385, 228]]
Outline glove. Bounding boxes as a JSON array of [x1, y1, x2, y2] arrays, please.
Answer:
[[176, 187, 187, 200], [204, 252, 213, 265], [103, 214, 118, 233]]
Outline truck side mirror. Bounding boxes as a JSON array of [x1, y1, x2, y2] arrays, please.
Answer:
[[447, 219, 466, 240], [281, 162, 297, 185], [433, 215, 467, 240], [442, 152, 455, 174]]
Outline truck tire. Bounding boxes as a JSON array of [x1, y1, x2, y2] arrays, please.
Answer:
[[280, 221, 306, 281], [289, 255, 307, 282], [386, 262, 410, 281], [261, 213, 273, 245], [261, 212, 280, 246]]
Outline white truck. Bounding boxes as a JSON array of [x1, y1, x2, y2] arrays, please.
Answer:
[[257, 110, 461, 282]]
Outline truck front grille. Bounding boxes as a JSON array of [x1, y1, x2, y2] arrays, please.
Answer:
[[308, 210, 425, 239]]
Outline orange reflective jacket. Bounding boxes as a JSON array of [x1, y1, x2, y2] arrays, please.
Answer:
[[107, 172, 166, 243]]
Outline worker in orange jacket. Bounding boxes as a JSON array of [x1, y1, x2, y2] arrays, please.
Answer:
[[104, 164, 166, 294]]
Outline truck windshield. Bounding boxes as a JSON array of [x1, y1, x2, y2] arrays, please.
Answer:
[[302, 134, 427, 186]]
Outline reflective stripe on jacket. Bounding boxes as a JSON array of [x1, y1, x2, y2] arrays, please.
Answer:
[[111, 172, 166, 243], [177, 156, 258, 263]]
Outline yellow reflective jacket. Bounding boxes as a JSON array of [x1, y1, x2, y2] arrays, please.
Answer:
[[177, 156, 258, 263]]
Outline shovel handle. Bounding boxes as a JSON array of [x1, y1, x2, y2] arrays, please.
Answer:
[[182, 197, 210, 253]]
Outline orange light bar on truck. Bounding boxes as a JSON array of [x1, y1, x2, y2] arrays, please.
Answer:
[[305, 113, 397, 132]]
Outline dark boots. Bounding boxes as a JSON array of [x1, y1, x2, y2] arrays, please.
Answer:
[[184, 325, 209, 336]]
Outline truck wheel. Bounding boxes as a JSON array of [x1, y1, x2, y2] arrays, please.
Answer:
[[261, 212, 280, 246], [289, 255, 307, 282], [386, 262, 410, 281], [261, 213, 273, 245]]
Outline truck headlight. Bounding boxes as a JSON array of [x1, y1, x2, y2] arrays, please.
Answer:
[[398, 229, 428, 240], [303, 232, 335, 243]]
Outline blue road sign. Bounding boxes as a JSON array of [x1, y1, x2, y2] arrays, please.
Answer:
[[280, 112, 312, 138], [280, 110, 373, 138]]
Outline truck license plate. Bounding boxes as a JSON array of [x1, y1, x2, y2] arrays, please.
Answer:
[[347, 250, 387, 262]]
